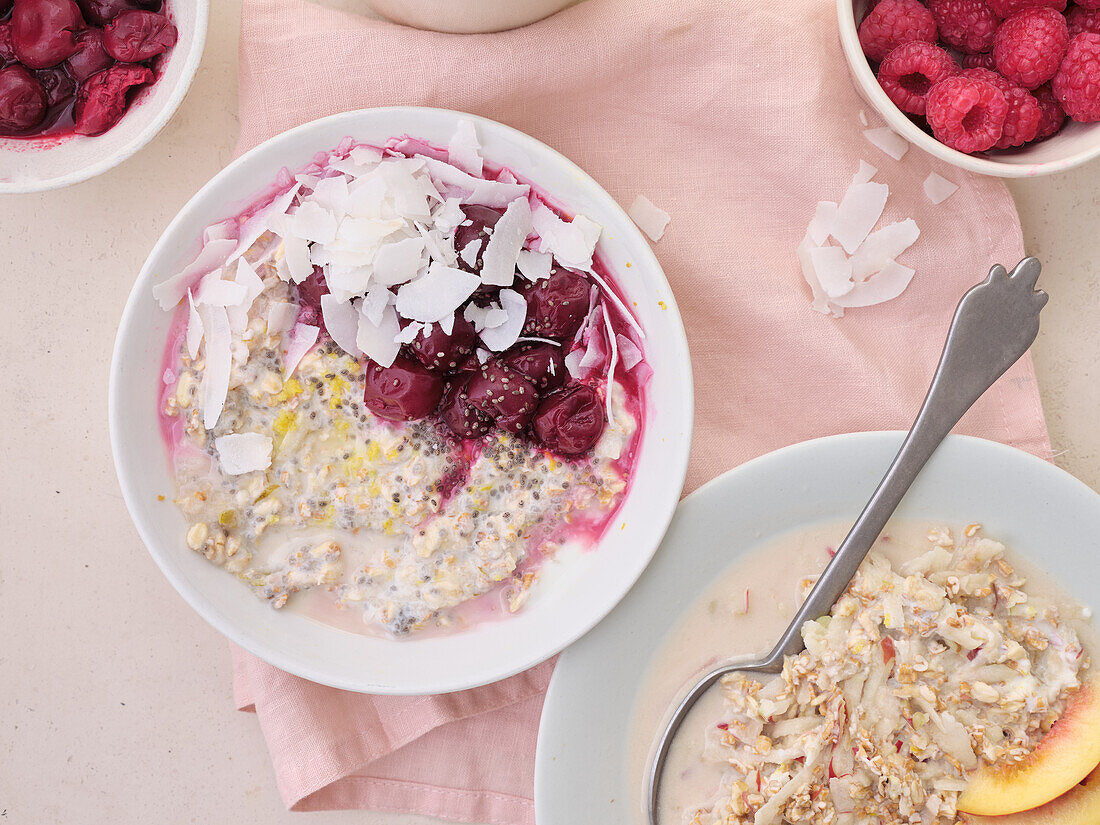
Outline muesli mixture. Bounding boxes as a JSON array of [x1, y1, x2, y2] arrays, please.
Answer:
[[688, 526, 1089, 825], [155, 121, 648, 635]]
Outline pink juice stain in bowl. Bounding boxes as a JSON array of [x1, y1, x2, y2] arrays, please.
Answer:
[[155, 127, 652, 640]]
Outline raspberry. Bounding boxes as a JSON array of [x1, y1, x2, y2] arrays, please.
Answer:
[[878, 42, 960, 114], [994, 8, 1070, 88], [859, 0, 938, 62], [959, 67, 1043, 145], [926, 75, 1010, 151], [1075, 0, 1100, 11], [930, 0, 999, 52], [963, 51, 999, 68], [1053, 32, 1100, 120], [987, 0, 1066, 18], [1067, 5, 1100, 35], [1032, 83, 1067, 135]]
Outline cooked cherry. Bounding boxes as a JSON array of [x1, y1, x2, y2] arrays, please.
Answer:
[[102, 9, 174, 62], [11, 0, 84, 70], [521, 268, 590, 339], [0, 24, 16, 65], [533, 384, 605, 456], [503, 343, 566, 392], [409, 314, 477, 374], [0, 64, 48, 132], [362, 356, 445, 422], [35, 65, 74, 106], [76, 0, 160, 26], [439, 376, 493, 439], [464, 360, 539, 434], [453, 204, 502, 273], [66, 28, 113, 81], [72, 61, 150, 135]]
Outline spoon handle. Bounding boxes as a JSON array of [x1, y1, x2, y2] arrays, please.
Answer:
[[760, 258, 1049, 668]]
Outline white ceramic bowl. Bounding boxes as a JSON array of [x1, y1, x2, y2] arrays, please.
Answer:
[[109, 107, 694, 695], [838, 0, 1100, 177], [0, 0, 209, 194], [536, 432, 1100, 824]]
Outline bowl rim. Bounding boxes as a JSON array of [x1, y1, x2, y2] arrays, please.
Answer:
[[108, 105, 695, 694], [836, 0, 1100, 178], [0, 0, 211, 195], [534, 430, 1100, 822]]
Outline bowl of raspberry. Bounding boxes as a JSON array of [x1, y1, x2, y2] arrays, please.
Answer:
[[109, 108, 693, 693], [0, 0, 208, 193], [838, 0, 1100, 175]]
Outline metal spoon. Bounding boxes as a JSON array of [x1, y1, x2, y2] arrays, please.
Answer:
[[646, 258, 1049, 824]]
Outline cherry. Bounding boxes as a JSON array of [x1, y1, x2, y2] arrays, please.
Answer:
[[11, 0, 85, 70], [453, 205, 502, 273], [0, 24, 16, 65], [521, 268, 590, 340], [464, 360, 539, 434], [439, 376, 493, 439], [102, 9, 174, 62], [66, 28, 113, 81], [532, 385, 605, 456], [408, 314, 477, 374], [0, 1, 12, 17], [0, 64, 47, 132], [76, 0, 161, 27], [362, 356, 445, 422], [72, 61, 150, 135], [35, 65, 74, 106], [503, 342, 566, 392]]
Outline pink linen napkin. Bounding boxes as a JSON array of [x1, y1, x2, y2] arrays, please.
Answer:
[[232, 0, 1051, 821]]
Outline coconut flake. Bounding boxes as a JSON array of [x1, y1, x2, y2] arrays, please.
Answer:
[[851, 160, 878, 185], [186, 290, 203, 359], [433, 197, 466, 235], [283, 234, 314, 283], [195, 270, 248, 307], [617, 333, 643, 370], [831, 181, 889, 254], [356, 302, 401, 367], [602, 305, 618, 427], [849, 219, 920, 282], [475, 347, 491, 365], [924, 173, 958, 205], [396, 262, 480, 323], [362, 284, 392, 326], [395, 321, 424, 345], [266, 302, 298, 335], [418, 157, 530, 208], [833, 260, 916, 308], [807, 201, 838, 247], [373, 237, 426, 286], [480, 197, 531, 286], [448, 119, 484, 177], [584, 268, 646, 340], [151, 237, 238, 310], [321, 294, 364, 358], [227, 183, 302, 267], [198, 304, 232, 429], [214, 432, 273, 475], [859, 109, 869, 127], [291, 201, 339, 244], [464, 302, 508, 331], [531, 203, 602, 270], [283, 323, 320, 377], [863, 127, 909, 161], [564, 347, 587, 379], [579, 326, 607, 370], [797, 231, 839, 317], [517, 249, 553, 282], [459, 238, 483, 269], [311, 175, 350, 218], [478, 288, 527, 351], [516, 336, 562, 347], [810, 246, 855, 298], [627, 195, 671, 242], [226, 258, 265, 332]]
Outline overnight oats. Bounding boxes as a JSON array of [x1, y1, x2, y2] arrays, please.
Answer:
[[152, 121, 648, 636], [635, 523, 1096, 825]]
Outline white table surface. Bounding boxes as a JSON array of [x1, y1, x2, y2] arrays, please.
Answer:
[[1, 2, 1098, 823]]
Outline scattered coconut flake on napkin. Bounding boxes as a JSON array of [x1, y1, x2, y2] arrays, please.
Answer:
[[214, 432, 274, 475], [627, 195, 670, 241], [863, 127, 909, 161], [924, 173, 958, 205], [797, 161, 921, 317]]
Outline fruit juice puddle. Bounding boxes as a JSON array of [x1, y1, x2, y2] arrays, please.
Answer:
[[629, 521, 1097, 825], [157, 125, 652, 637]]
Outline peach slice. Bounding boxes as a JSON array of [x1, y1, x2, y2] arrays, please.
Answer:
[[958, 678, 1100, 816], [962, 761, 1100, 825]]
